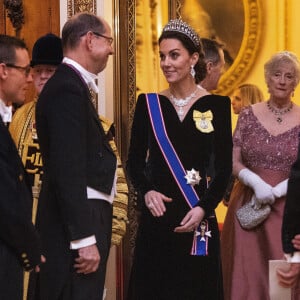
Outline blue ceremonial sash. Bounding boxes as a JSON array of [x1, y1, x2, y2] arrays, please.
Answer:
[[146, 93, 209, 256]]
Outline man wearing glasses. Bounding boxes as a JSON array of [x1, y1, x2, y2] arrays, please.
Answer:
[[9, 32, 63, 300], [35, 13, 116, 300], [0, 34, 43, 299]]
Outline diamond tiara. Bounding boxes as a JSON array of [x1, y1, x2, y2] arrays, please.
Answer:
[[162, 19, 200, 47]]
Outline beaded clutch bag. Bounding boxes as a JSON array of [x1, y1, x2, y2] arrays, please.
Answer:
[[236, 201, 271, 230]]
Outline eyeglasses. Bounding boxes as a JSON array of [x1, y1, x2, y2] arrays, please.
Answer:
[[91, 32, 113, 45], [5, 63, 31, 77]]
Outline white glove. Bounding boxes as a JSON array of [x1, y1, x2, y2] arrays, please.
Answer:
[[238, 168, 275, 205], [250, 195, 262, 210], [272, 179, 288, 198]]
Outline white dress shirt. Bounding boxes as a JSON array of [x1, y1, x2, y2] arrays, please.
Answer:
[[0, 99, 12, 124], [285, 252, 300, 263]]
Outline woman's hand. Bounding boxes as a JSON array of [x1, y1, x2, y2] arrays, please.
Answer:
[[144, 190, 172, 217], [292, 235, 300, 250], [174, 206, 205, 233], [277, 263, 300, 287]]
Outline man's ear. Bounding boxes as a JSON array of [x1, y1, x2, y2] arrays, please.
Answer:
[[82, 31, 94, 52], [206, 61, 213, 73], [0, 63, 8, 79]]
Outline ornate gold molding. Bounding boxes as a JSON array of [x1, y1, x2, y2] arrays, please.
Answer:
[[114, 1, 136, 298], [216, 0, 262, 95], [127, 0, 137, 129], [67, 0, 96, 18], [4, 0, 24, 36], [169, 0, 181, 19], [120, 0, 137, 257], [170, 0, 263, 96]]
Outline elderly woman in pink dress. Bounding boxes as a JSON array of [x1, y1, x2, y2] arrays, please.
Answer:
[[221, 51, 300, 300]]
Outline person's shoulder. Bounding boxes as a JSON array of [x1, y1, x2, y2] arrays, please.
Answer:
[[200, 93, 230, 104], [208, 93, 230, 99], [292, 103, 300, 114], [50, 64, 83, 85], [208, 93, 231, 103], [136, 92, 162, 105], [238, 104, 257, 121], [17, 99, 35, 111], [201, 93, 231, 110], [242, 102, 263, 115], [11, 101, 36, 125], [136, 92, 169, 107], [252, 101, 265, 109]]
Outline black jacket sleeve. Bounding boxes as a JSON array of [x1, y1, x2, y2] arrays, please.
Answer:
[[282, 134, 300, 254], [126, 94, 156, 197], [0, 121, 41, 271], [198, 96, 233, 215]]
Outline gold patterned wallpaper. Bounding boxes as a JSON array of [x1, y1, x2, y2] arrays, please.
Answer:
[[67, 0, 96, 18]]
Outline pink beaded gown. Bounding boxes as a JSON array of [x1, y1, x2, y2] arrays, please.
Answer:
[[221, 106, 300, 300]]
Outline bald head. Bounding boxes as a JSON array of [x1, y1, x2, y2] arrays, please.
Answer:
[[62, 13, 107, 51], [61, 12, 113, 75]]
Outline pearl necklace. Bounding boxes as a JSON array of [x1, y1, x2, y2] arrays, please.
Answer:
[[267, 100, 293, 124], [170, 86, 202, 120]]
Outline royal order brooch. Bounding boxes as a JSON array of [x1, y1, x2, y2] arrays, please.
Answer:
[[193, 110, 214, 133]]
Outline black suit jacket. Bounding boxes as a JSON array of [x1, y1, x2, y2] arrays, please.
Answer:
[[35, 63, 116, 298], [282, 133, 300, 254], [0, 118, 41, 298]]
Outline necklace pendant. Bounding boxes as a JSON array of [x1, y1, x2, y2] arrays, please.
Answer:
[[277, 117, 283, 124], [177, 107, 184, 120]]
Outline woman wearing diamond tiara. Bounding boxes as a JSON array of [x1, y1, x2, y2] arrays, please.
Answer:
[[126, 19, 232, 299], [221, 51, 300, 300]]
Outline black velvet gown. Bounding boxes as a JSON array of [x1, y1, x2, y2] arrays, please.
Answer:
[[126, 93, 232, 300]]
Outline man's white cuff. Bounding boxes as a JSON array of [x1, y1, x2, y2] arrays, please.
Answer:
[[70, 235, 96, 250], [285, 252, 300, 263]]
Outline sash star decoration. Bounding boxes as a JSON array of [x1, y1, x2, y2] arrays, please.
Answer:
[[193, 110, 214, 133], [184, 168, 201, 186]]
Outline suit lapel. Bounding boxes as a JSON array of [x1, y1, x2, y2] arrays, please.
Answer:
[[62, 63, 115, 155], [85, 89, 115, 155]]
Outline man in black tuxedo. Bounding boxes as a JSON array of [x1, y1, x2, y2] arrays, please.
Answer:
[[0, 34, 43, 299], [35, 13, 116, 300], [277, 134, 300, 287]]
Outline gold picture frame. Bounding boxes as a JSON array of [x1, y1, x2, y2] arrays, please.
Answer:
[[170, 0, 263, 96]]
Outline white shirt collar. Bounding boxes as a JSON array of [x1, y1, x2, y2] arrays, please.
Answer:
[[0, 99, 12, 123], [62, 57, 99, 93]]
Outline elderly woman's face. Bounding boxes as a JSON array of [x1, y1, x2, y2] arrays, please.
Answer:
[[267, 62, 296, 100]]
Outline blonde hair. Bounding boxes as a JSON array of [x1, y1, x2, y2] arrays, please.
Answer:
[[238, 83, 264, 107]]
